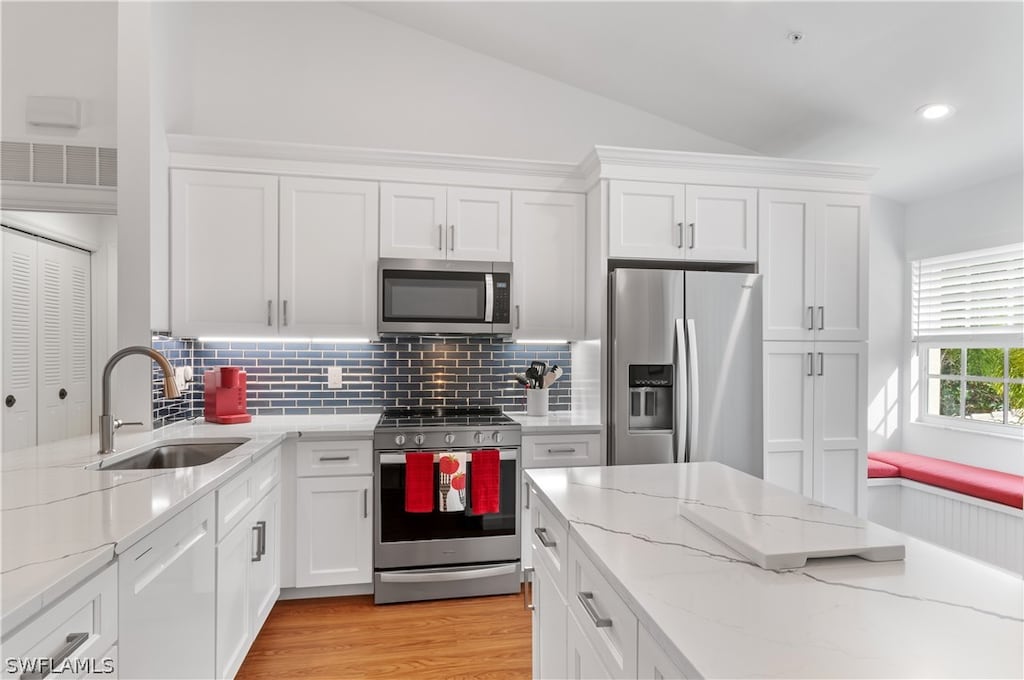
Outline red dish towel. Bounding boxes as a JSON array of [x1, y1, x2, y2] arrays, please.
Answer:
[[471, 449, 501, 515], [405, 452, 435, 513]]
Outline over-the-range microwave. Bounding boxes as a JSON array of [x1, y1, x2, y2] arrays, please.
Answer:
[[378, 258, 513, 336]]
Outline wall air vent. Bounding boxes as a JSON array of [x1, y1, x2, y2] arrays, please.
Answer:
[[0, 141, 117, 187]]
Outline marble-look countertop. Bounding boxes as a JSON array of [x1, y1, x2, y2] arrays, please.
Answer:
[[507, 410, 601, 434], [526, 462, 1023, 678]]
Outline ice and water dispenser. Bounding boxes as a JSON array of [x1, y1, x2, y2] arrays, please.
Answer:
[[627, 364, 673, 431]]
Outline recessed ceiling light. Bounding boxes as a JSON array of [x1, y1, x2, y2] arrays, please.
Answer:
[[917, 103, 955, 120]]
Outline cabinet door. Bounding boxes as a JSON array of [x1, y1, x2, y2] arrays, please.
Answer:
[[379, 182, 447, 259], [532, 553, 567, 680], [566, 610, 613, 680], [249, 486, 281, 636], [813, 342, 867, 515], [759, 190, 816, 341], [763, 342, 814, 498], [815, 194, 868, 342], [512, 191, 586, 339], [522, 481, 533, 571], [295, 476, 372, 587], [638, 624, 692, 679], [608, 180, 684, 259], [216, 513, 252, 680], [2, 229, 37, 451], [171, 170, 279, 336], [685, 185, 757, 262], [447, 187, 511, 262], [279, 177, 378, 337]]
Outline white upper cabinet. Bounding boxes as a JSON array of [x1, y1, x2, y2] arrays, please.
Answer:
[[512, 191, 586, 340], [759, 190, 868, 342], [171, 170, 279, 337], [608, 180, 756, 262], [279, 177, 378, 338], [380, 183, 512, 261]]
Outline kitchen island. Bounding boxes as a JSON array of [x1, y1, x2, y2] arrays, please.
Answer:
[[525, 462, 1023, 679]]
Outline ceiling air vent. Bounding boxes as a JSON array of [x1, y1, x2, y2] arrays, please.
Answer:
[[1, 141, 31, 182], [0, 141, 117, 188]]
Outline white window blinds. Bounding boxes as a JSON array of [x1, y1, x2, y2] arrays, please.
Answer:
[[912, 243, 1024, 340]]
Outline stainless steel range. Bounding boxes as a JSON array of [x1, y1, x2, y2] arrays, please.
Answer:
[[372, 406, 522, 604]]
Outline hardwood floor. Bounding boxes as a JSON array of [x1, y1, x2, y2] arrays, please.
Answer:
[[236, 591, 533, 679]]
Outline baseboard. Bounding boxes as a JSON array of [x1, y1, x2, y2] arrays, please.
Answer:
[[278, 583, 374, 600]]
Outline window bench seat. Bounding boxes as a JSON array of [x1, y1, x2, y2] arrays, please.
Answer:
[[865, 451, 1023, 574]]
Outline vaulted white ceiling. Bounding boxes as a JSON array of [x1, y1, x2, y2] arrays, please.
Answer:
[[358, 1, 1023, 203]]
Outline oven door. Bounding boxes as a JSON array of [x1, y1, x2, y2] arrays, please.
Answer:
[[374, 448, 520, 569], [378, 259, 512, 335]]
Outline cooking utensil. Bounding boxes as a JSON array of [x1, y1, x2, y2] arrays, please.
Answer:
[[542, 365, 563, 389], [524, 366, 540, 389], [512, 373, 531, 387]]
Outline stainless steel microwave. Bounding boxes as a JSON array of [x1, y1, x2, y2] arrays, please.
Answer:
[[379, 259, 513, 336]]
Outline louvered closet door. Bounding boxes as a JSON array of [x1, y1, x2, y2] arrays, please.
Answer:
[[63, 247, 92, 439], [2, 230, 38, 451]]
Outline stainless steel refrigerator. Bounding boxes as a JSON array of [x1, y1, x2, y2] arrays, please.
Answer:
[[608, 269, 763, 477]]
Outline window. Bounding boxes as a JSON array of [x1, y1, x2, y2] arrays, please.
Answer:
[[912, 243, 1024, 430]]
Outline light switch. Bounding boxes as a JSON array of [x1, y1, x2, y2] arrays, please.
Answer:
[[327, 366, 344, 389]]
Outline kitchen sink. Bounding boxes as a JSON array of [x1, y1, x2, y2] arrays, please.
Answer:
[[90, 438, 250, 470]]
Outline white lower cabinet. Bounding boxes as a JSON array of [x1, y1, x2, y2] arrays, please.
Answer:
[[566, 609, 613, 680], [531, 543, 567, 679], [295, 475, 372, 587], [638, 625, 690, 679]]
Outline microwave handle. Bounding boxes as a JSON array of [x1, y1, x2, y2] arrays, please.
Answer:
[[484, 274, 494, 323]]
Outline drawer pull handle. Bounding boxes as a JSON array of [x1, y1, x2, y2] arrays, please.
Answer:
[[534, 526, 557, 548], [547, 447, 576, 454], [577, 591, 612, 628], [319, 455, 351, 462], [20, 631, 90, 679]]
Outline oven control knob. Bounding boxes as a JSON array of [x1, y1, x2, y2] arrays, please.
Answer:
[[474, 432, 486, 444], [413, 433, 425, 446], [394, 434, 406, 446], [492, 431, 503, 444], [444, 432, 455, 445]]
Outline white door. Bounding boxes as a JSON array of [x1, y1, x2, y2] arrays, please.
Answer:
[[171, 170, 279, 337], [685, 185, 757, 262], [249, 487, 281, 635], [815, 194, 868, 342], [279, 177, 378, 338], [215, 518, 251, 680], [447, 187, 511, 262], [532, 554, 567, 680], [512, 191, 586, 339], [759, 190, 816, 341], [566, 610, 613, 680], [813, 342, 867, 515], [295, 476, 372, 587], [379, 182, 447, 259], [763, 342, 814, 498], [2, 229, 38, 451], [608, 180, 685, 259]]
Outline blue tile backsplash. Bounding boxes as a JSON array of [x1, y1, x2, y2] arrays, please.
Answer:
[[152, 336, 571, 426]]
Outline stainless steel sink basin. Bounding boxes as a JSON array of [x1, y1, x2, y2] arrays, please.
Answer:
[[92, 438, 250, 470]]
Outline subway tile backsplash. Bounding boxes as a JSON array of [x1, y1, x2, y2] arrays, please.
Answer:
[[152, 336, 571, 426]]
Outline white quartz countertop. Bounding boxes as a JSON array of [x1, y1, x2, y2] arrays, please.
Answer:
[[506, 410, 601, 434], [525, 462, 1024, 679]]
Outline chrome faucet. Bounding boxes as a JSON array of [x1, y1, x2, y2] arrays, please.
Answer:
[[98, 346, 181, 455]]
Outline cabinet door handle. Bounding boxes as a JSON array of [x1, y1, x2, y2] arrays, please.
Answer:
[[5, 395, 14, 408], [818, 306, 824, 331], [20, 632, 90, 679], [257, 520, 267, 558], [675, 222, 684, 249], [58, 388, 68, 400], [577, 591, 613, 628], [362, 488, 368, 519], [252, 524, 262, 562], [818, 352, 824, 376], [449, 224, 455, 251], [524, 481, 530, 509], [523, 567, 535, 611], [282, 299, 288, 326], [807, 306, 814, 331], [319, 455, 351, 462], [688, 222, 696, 249], [438, 224, 444, 250], [806, 352, 813, 377], [534, 526, 557, 548], [267, 300, 273, 327], [546, 447, 576, 454], [515, 304, 521, 330]]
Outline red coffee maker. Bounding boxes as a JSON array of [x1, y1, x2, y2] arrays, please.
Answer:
[[204, 366, 252, 424]]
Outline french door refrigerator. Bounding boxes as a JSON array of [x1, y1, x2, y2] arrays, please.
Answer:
[[608, 268, 764, 476]]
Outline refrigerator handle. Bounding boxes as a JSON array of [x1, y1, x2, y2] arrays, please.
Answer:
[[674, 319, 688, 464], [686, 318, 700, 462]]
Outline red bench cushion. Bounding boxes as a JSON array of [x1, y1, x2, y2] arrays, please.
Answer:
[[868, 458, 900, 478], [868, 451, 1024, 509]]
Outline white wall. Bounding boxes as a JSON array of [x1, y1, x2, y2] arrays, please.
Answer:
[[162, 2, 750, 161], [901, 172, 1024, 474], [0, 1, 117, 147]]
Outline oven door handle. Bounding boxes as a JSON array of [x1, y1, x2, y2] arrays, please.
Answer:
[[378, 563, 516, 583], [378, 450, 518, 464]]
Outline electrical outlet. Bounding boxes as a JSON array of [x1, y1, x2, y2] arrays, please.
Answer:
[[327, 366, 344, 389]]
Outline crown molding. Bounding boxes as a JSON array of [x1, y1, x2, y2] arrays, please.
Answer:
[[0, 182, 116, 215]]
